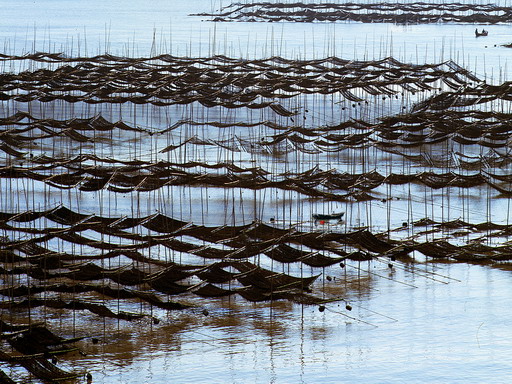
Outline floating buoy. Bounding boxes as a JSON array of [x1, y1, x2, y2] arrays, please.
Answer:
[[326, 275, 332, 281], [202, 309, 209, 316], [319, 305, 326, 312], [345, 304, 352, 311]]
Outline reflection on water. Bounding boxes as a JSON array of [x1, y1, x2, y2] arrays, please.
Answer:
[[2, 260, 510, 383], [1, 1, 512, 383]]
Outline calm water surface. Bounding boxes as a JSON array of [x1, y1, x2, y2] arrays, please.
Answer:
[[1, 1, 512, 383], [51, 261, 511, 384]]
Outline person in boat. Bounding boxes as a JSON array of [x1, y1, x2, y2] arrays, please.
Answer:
[[475, 28, 488, 37]]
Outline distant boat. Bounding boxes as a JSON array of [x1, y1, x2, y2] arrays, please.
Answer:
[[313, 212, 345, 221], [475, 28, 488, 37]]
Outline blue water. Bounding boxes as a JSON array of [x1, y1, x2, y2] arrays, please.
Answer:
[[59, 261, 512, 384], [1, 1, 512, 383]]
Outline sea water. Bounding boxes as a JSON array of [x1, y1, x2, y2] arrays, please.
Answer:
[[1, 1, 512, 383]]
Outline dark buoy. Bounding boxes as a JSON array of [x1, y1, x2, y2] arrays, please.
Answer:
[[91, 337, 99, 344], [388, 263, 393, 269], [270, 217, 275, 222], [319, 305, 326, 312], [86, 372, 93, 383], [402, 222, 408, 227], [345, 304, 352, 311], [326, 275, 332, 281], [153, 318, 160, 325], [340, 262, 345, 268], [202, 309, 209, 316]]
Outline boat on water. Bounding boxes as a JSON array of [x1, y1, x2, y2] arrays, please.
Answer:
[[312, 212, 345, 221], [475, 28, 488, 37]]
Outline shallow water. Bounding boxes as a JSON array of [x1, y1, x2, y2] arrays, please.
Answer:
[[2, 0, 512, 75], [1, 1, 512, 383], [5, 259, 508, 384]]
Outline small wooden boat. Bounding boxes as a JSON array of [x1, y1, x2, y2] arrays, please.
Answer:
[[475, 29, 488, 37], [313, 212, 345, 221]]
